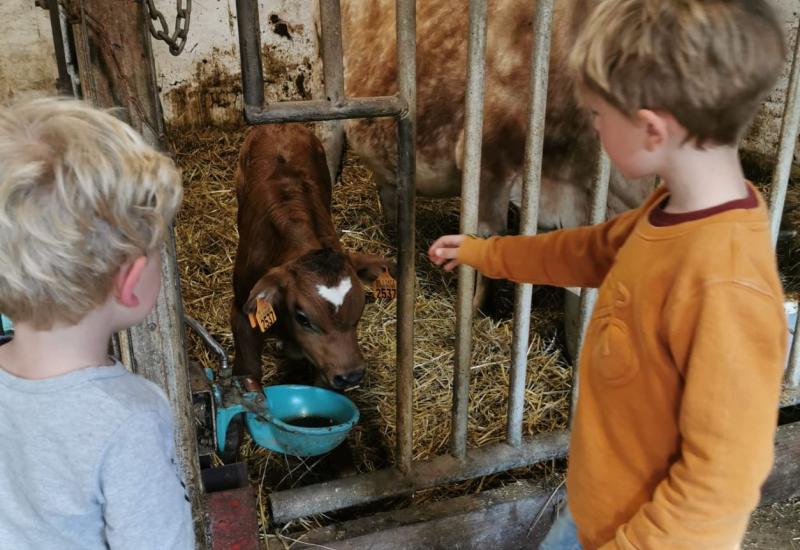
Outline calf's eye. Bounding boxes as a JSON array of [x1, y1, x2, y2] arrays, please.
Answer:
[[294, 310, 313, 330]]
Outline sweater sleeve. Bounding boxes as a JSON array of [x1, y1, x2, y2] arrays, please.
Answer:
[[456, 206, 642, 288], [600, 282, 786, 550]]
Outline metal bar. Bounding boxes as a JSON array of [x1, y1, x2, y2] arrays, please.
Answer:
[[569, 151, 611, 423], [787, 308, 800, 387], [319, 0, 345, 103], [317, 0, 347, 180], [506, 0, 554, 448], [184, 315, 230, 375], [452, 0, 488, 459], [59, 2, 81, 97], [268, 430, 570, 523], [235, 0, 265, 112], [46, 0, 72, 95], [769, 23, 800, 247], [394, 0, 417, 474], [243, 96, 404, 124]]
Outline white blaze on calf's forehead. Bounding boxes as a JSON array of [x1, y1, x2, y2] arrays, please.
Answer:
[[316, 277, 353, 311]]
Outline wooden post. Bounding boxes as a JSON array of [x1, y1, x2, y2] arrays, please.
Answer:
[[66, 1, 206, 546]]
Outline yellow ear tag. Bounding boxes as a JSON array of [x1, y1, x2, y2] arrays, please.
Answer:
[[372, 269, 397, 301], [250, 298, 277, 332]]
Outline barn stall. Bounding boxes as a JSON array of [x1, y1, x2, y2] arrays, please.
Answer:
[[3, 0, 800, 548]]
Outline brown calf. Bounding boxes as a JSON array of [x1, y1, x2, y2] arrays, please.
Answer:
[[231, 123, 392, 389]]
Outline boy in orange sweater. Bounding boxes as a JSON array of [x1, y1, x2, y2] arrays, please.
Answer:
[[429, 1, 788, 548]]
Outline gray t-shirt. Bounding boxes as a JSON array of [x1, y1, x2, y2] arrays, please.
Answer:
[[0, 361, 195, 549]]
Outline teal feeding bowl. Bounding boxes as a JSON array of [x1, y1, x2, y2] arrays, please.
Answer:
[[216, 384, 359, 457]]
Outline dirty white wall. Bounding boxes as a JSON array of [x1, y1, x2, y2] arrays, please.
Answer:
[[0, 0, 58, 100], [1, 0, 798, 160], [149, 0, 323, 127]]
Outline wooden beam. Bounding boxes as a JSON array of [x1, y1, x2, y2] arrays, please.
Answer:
[[270, 480, 565, 550], [281, 420, 800, 549], [67, 1, 206, 546]]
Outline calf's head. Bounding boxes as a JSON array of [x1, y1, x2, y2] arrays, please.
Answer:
[[244, 248, 393, 389]]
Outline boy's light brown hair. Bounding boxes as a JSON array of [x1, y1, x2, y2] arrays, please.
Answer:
[[569, 0, 786, 146], [0, 98, 182, 329]]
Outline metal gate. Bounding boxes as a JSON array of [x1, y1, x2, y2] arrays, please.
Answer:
[[234, 0, 800, 524]]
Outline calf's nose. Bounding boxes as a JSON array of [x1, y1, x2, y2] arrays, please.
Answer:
[[333, 370, 364, 389]]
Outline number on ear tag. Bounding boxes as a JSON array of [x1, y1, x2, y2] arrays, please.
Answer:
[[249, 298, 277, 332], [372, 269, 397, 301]]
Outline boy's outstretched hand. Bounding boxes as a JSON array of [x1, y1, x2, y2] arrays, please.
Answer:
[[428, 234, 466, 271]]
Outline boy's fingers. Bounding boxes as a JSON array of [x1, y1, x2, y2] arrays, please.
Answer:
[[443, 259, 460, 272]]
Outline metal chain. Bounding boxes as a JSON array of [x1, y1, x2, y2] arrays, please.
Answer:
[[144, 0, 191, 56]]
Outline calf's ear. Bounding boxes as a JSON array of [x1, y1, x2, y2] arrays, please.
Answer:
[[348, 251, 396, 284], [244, 267, 289, 315]]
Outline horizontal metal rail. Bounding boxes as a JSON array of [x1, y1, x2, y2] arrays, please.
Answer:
[[268, 430, 569, 523], [243, 96, 405, 124]]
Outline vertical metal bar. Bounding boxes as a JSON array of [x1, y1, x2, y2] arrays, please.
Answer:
[[235, 0, 265, 111], [769, 24, 800, 248], [452, 0, 488, 459], [506, 0, 555, 447], [569, 151, 611, 423], [318, 0, 346, 181], [319, 0, 345, 103], [46, 0, 72, 95], [788, 311, 800, 387], [59, 2, 82, 97], [394, 0, 416, 474]]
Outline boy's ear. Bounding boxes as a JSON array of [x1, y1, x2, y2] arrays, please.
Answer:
[[637, 108, 669, 151], [348, 251, 396, 284], [115, 256, 148, 308], [244, 267, 289, 315]]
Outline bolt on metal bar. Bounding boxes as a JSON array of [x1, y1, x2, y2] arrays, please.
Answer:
[[235, 0, 265, 113], [394, 0, 417, 474], [242, 96, 404, 124], [452, 0, 488, 459], [569, 151, 611, 424], [268, 430, 569, 523], [787, 312, 800, 387], [506, 0, 554, 448], [184, 315, 230, 375], [769, 23, 800, 248]]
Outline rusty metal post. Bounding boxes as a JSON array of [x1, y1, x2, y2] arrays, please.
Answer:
[[506, 0, 554, 447], [235, 0, 265, 115], [318, 0, 346, 180], [452, 0, 488, 459], [394, 0, 417, 474]]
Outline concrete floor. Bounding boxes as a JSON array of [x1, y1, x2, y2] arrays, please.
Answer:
[[744, 498, 800, 549]]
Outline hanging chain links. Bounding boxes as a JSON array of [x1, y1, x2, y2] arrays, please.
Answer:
[[144, 0, 191, 56]]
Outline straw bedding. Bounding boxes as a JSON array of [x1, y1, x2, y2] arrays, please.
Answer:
[[170, 126, 800, 544]]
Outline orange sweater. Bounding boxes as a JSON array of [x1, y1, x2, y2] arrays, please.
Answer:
[[458, 185, 786, 549]]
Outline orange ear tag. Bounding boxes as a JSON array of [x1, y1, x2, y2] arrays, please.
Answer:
[[372, 269, 397, 301], [249, 298, 277, 332]]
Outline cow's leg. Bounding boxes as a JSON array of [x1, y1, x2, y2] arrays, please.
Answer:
[[474, 176, 513, 314], [377, 177, 398, 231], [230, 304, 266, 381]]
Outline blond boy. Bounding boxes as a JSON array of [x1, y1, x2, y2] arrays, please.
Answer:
[[0, 98, 193, 549], [430, 1, 787, 548]]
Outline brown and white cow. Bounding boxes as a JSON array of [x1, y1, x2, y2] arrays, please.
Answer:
[[231, 123, 393, 389], [341, 0, 653, 234]]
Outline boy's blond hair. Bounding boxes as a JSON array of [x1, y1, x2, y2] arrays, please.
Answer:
[[569, 0, 785, 146], [0, 98, 182, 329]]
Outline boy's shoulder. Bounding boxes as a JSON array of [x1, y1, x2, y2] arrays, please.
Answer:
[[86, 364, 172, 421]]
